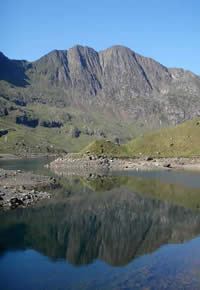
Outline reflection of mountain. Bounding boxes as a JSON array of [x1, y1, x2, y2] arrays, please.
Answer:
[[80, 174, 200, 210], [50, 170, 200, 210], [1, 185, 200, 267]]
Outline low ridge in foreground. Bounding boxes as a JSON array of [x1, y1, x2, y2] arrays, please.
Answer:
[[81, 118, 200, 158]]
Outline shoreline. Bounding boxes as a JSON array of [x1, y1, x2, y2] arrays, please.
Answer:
[[48, 155, 200, 174], [1, 154, 200, 210], [0, 168, 57, 210]]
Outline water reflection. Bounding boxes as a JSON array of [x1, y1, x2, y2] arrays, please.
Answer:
[[1, 174, 200, 267], [0, 156, 53, 172], [59, 173, 200, 210]]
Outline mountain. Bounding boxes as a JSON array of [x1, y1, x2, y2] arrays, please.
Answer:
[[1, 45, 200, 153]]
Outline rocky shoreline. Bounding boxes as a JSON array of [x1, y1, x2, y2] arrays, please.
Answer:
[[0, 168, 57, 210], [2, 154, 200, 210], [47, 154, 200, 175]]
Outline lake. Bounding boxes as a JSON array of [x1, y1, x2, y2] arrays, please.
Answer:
[[1, 158, 200, 289]]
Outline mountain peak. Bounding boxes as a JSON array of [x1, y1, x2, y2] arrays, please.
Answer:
[[1, 45, 200, 132], [70, 44, 85, 50], [100, 45, 135, 55], [69, 45, 98, 55], [0, 51, 7, 60]]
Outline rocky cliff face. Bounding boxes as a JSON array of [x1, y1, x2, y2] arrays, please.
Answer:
[[1, 45, 200, 130]]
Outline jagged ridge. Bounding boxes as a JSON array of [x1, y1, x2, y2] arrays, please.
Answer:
[[1, 45, 200, 153]]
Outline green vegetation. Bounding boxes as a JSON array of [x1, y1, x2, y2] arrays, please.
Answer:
[[81, 175, 200, 210], [81, 139, 128, 156], [2, 114, 200, 157], [0, 118, 95, 154], [0, 96, 144, 154], [126, 118, 200, 157], [1, 81, 200, 158], [79, 118, 200, 158]]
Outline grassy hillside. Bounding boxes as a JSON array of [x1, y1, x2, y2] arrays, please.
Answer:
[[2, 104, 200, 157], [0, 118, 95, 154], [126, 118, 200, 157], [80, 118, 200, 158], [81, 139, 128, 156], [0, 103, 143, 154], [0, 90, 145, 154]]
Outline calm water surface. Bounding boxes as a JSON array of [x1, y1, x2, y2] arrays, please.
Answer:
[[1, 158, 200, 289]]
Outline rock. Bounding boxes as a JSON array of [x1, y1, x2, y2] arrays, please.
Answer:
[[0, 168, 55, 210], [13, 99, 26, 106], [70, 127, 81, 138], [0, 129, 8, 138], [16, 112, 39, 128], [50, 177, 56, 184], [22, 195, 29, 201], [40, 120, 63, 128], [10, 197, 24, 209], [4, 108, 8, 116], [114, 137, 120, 144], [163, 163, 171, 168], [146, 156, 153, 161]]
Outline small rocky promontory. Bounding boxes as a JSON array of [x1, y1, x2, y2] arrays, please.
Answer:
[[0, 168, 57, 210], [47, 154, 163, 176], [47, 153, 200, 175]]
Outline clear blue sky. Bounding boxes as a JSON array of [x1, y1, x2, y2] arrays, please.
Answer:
[[1, 0, 200, 75]]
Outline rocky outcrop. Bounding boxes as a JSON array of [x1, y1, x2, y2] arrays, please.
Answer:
[[47, 155, 111, 175], [70, 126, 81, 138], [0, 168, 57, 210], [40, 120, 63, 128], [16, 112, 39, 127], [0, 129, 8, 137], [47, 155, 158, 175], [48, 155, 200, 175], [0, 188, 51, 210]]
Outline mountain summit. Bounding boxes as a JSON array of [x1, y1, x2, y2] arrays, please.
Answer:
[[1, 45, 200, 152]]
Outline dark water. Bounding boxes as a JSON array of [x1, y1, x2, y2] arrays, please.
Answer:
[[1, 159, 200, 289]]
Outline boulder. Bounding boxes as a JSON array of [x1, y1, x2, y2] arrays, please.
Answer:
[[70, 127, 81, 138], [0, 129, 8, 137], [40, 120, 63, 128]]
